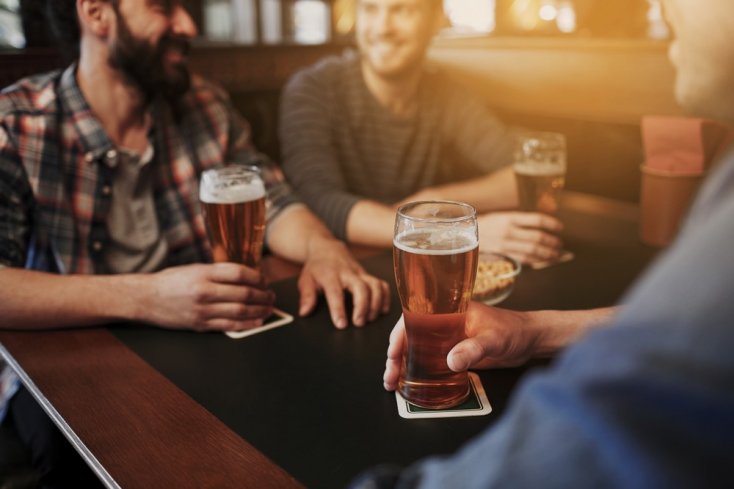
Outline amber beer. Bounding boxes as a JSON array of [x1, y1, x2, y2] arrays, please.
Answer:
[[200, 167, 266, 268], [514, 162, 566, 214], [393, 203, 479, 409], [513, 131, 567, 214]]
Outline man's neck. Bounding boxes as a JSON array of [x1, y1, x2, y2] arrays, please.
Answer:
[[361, 63, 423, 118], [77, 55, 151, 154]]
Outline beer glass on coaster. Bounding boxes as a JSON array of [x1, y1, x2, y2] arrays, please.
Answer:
[[393, 201, 479, 409], [199, 166, 267, 267]]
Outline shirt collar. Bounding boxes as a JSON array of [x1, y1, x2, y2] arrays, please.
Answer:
[[58, 63, 118, 167]]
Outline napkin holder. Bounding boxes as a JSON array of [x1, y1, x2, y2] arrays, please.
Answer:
[[639, 116, 731, 247], [639, 165, 703, 247]]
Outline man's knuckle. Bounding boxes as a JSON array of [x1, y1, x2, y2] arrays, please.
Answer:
[[191, 283, 209, 302], [193, 306, 208, 323], [233, 303, 248, 317]]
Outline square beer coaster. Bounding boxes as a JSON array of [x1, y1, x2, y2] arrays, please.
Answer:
[[225, 308, 294, 339], [395, 373, 492, 419]]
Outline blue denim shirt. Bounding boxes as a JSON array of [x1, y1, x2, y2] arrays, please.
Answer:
[[352, 148, 734, 489]]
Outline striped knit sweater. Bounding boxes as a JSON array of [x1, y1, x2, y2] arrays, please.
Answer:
[[279, 49, 512, 239]]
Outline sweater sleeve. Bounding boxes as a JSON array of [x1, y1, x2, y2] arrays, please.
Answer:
[[279, 65, 361, 240], [441, 80, 513, 175]]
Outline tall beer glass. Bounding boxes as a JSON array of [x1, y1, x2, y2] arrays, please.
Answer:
[[393, 201, 479, 409], [199, 166, 266, 267], [513, 131, 567, 214]]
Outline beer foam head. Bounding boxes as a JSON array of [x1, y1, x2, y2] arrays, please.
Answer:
[[394, 229, 478, 255], [200, 169, 266, 204], [513, 161, 566, 177]]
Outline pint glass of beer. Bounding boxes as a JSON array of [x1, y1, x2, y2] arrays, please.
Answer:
[[393, 201, 479, 409], [513, 131, 567, 214], [199, 166, 266, 267]]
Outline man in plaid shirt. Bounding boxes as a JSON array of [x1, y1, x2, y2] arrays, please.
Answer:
[[0, 0, 389, 485]]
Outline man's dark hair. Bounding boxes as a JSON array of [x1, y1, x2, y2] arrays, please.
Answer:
[[46, 0, 81, 60]]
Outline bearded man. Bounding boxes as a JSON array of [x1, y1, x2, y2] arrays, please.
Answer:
[[0, 1, 390, 485]]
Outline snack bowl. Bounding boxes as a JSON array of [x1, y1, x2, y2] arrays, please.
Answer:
[[472, 252, 521, 305]]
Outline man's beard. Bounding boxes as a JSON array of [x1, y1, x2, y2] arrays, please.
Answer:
[[108, 10, 192, 105]]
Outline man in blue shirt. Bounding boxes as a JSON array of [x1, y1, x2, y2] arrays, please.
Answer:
[[365, 0, 734, 486]]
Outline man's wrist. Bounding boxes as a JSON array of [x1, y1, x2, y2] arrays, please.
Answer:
[[526, 310, 581, 357], [109, 273, 151, 324], [305, 233, 346, 261], [528, 308, 614, 358]]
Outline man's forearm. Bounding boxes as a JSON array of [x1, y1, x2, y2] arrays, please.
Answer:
[[343, 170, 519, 247], [267, 205, 342, 263], [406, 166, 518, 213], [345, 200, 396, 248], [0, 268, 147, 329], [529, 307, 618, 357]]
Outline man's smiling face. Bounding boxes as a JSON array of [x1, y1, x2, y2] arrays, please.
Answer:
[[356, 0, 441, 80]]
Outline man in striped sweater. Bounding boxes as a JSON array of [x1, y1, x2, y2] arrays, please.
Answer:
[[280, 0, 564, 265]]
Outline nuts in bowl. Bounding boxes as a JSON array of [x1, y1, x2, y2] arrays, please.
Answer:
[[472, 252, 521, 305]]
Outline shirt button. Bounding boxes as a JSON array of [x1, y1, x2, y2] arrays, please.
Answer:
[[106, 149, 118, 160], [92, 241, 103, 252], [102, 185, 112, 196]]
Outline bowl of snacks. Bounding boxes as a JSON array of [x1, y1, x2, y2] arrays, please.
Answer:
[[472, 252, 521, 305]]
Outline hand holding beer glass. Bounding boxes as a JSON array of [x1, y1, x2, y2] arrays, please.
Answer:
[[393, 201, 479, 409], [198, 166, 275, 330], [199, 166, 266, 267], [513, 131, 572, 267], [513, 131, 566, 214]]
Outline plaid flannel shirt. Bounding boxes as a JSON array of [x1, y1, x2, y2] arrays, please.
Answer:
[[0, 64, 299, 274]]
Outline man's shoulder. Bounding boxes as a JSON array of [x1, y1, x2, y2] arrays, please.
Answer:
[[0, 70, 62, 117], [174, 74, 237, 123], [187, 74, 230, 105], [303, 50, 356, 78], [174, 74, 240, 138], [422, 66, 476, 99], [285, 49, 357, 93], [421, 67, 498, 120]]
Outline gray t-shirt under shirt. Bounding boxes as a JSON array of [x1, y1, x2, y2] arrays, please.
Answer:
[[104, 145, 168, 274], [279, 50, 512, 239]]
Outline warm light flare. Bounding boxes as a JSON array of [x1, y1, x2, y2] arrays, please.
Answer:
[[507, 0, 579, 34], [333, 0, 356, 36], [292, 0, 330, 44], [444, 0, 496, 33], [557, 1, 577, 33], [538, 4, 557, 22]]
